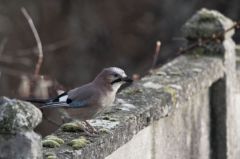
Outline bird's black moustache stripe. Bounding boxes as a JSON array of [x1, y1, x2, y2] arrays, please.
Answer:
[[111, 78, 122, 85], [111, 77, 133, 85]]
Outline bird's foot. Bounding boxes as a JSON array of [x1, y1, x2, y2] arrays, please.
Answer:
[[75, 121, 99, 137], [84, 120, 98, 133]]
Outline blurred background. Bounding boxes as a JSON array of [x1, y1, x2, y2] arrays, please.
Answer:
[[0, 0, 239, 135]]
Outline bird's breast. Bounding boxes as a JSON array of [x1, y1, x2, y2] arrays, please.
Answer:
[[99, 91, 116, 107]]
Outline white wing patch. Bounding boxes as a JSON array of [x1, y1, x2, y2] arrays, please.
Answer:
[[59, 95, 68, 102]]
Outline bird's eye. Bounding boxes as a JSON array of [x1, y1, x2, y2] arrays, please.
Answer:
[[113, 73, 118, 77]]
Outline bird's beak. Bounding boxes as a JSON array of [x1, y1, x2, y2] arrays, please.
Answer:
[[121, 77, 133, 83]]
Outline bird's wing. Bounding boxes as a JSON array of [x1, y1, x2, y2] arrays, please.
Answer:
[[40, 83, 97, 109], [25, 92, 69, 104], [67, 83, 98, 106]]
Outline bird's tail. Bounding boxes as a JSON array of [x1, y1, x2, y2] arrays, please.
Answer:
[[25, 98, 50, 104], [25, 98, 68, 109]]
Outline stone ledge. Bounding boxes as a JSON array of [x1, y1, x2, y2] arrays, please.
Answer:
[[0, 97, 42, 134], [236, 45, 240, 69], [43, 55, 224, 159]]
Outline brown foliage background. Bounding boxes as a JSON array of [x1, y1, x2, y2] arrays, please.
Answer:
[[0, 0, 240, 97]]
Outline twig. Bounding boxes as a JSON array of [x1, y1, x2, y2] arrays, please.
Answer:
[[21, 7, 43, 78], [177, 21, 240, 55], [151, 41, 161, 69], [15, 39, 71, 56]]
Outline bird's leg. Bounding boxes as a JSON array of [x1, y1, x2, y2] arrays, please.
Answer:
[[83, 120, 98, 134], [73, 120, 98, 137], [59, 109, 98, 135], [58, 109, 98, 136]]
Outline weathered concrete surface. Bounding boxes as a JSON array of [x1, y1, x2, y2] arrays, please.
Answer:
[[106, 125, 153, 159], [183, 8, 239, 159], [43, 55, 224, 159], [223, 39, 238, 159], [0, 97, 42, 159], [234, 45, 240, 159], [0, 131, 42, 159], [0, 97, 42, 134], [107, 89, 210, 159], [236, 45, 240, 90], [236, 45, 240, 69]]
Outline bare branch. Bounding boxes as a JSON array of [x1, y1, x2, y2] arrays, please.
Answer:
[[15, 39, 71, 56], [177, 21, 240, 55], [151, 41, 161, 69], [21, 7, 43, 77]]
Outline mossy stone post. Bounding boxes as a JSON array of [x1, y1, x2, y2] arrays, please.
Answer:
[[182, 8, 239, 159], [0, 97, 43, 159]]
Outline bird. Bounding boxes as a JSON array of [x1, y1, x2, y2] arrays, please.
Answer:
[[27, 67, 133, 134]]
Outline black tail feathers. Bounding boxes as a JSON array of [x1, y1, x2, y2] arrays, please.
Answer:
[[25, 98, 50, 104]]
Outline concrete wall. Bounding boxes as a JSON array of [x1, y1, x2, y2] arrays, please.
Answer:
[[107, 89, 210, 159]]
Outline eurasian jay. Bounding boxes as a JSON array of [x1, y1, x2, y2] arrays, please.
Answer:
[[28, 67, 132, 134]]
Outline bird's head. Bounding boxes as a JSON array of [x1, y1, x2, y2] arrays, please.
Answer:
[[94, 67, 133, 91]]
